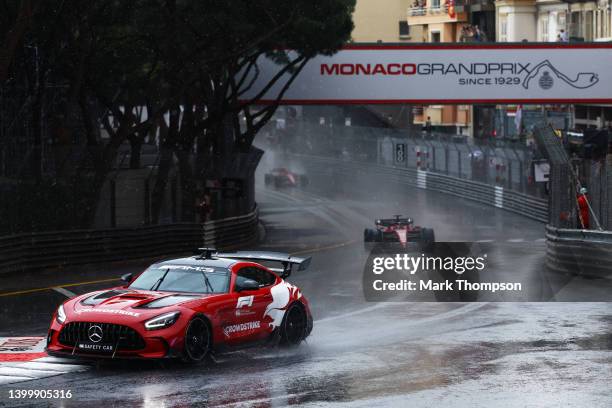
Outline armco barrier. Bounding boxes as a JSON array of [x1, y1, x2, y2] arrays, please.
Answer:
[[0, 207, 258, 274], [546, 226, 612, 277], [202, 208, 259, 249], [291, 154, 548, 222], [297, 154, 612, 276]]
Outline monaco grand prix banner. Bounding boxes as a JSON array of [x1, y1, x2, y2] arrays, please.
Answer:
[[240, 44, 612, 105]]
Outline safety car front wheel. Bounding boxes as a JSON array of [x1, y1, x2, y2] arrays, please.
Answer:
[[182, 315, 211, 363]]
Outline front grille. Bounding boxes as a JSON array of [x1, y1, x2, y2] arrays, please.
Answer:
[[58, 322, 145, 350]]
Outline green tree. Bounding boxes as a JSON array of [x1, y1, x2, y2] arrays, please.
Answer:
[[2, 0, 355, 230], [141, 0, 356, 221]]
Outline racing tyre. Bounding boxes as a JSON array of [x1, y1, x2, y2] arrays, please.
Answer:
[[421, 228, 435, 252], [264, 174, 273, 187], [182, 315, 211, 363], [280, 302, 308, 346], [364, 228, 382, 242]]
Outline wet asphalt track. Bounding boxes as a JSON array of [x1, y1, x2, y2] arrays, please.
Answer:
[[0, 154, 611, 407]]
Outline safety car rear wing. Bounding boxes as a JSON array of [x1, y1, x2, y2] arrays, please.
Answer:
[[199, 249, 311, 278]]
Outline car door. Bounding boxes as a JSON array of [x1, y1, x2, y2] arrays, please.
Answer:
[[223, 266, 276, 345]]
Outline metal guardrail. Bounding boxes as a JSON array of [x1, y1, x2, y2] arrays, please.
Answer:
[[289, 122, 547, 199], [546, 225, 612, 277], [297, 153, 612, 276], [291, 154, 548, 223], [203, 208, 259, 249], [0, 207, 259, 274]]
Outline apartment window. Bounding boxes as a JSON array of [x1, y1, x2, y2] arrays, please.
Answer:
[[557, 12, 566, 28], [431, 31, 441, 42], [540, 16, 549, 42], [431, 0, 440, 9], [569, 11, 581, 39], [499, 17, 507, 42], [585, 10, 593, 41], [399, 21, 409, 38]]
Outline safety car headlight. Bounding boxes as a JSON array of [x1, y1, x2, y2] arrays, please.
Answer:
[[144, 311, 180, 330], [56, 304, 66, 324]]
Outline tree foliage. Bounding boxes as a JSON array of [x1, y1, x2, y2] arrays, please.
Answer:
[[1, 0, 355, 229]]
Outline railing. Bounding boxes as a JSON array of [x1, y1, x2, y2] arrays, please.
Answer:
[[289, 153, 612, 276], [546, 225, 612, 277], [287, 123, 546, 199], [203, 208, 259, 249], [288, 154, 548, 223], [0, 207, 259, 274], [409, 3, 449, 17]]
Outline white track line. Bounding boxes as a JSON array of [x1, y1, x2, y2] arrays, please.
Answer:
[[0, 357, 90, 385], [0, 337, 89, 385], [52, 287, 77, 298]]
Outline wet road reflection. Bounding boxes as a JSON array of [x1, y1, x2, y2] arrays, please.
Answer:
[[0, 157, 610, 406]]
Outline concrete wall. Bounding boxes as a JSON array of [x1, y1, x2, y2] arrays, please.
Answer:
[[496, 0, 537, 42], [352, 0, 413, 42]]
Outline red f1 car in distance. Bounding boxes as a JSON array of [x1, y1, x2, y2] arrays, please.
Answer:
[[264, 168, 309, 188], [46, 250, 313, 363], [364, 215, 435, 251]]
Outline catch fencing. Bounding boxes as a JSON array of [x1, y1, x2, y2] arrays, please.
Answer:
[[289, 154, 548, 222], [291, 151, 612, 276], [533, 125, 612, 275], [289, 123, 546, 199]]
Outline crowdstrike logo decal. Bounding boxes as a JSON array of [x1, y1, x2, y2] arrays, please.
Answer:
[[223, 321, 260, 337], [319, 60, 599, 90], [74, 308, 140, 317], [522, 60, 598, 90]]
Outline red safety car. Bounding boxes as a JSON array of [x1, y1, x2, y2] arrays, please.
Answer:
[[264, 168, 309, 188], [364, 215, 435, 250], [45, 250, 313, 363]]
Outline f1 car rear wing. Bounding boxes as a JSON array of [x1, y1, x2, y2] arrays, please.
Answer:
[[377, 215, 413, 226], [206, 250, 311, 279]]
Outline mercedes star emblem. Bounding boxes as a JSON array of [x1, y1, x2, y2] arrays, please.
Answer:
[[88, 325, 103, 343]]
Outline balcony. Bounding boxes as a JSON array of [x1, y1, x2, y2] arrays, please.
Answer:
[[409, 3, 449, 17], [408, 2, 467, 23]]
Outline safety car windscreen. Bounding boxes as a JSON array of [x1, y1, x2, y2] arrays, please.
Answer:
[[129, 265, 230, 294]]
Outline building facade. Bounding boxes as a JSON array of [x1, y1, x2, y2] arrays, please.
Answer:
[[406, 1, 474, 135], [343, 0, 425, 129], [352, 0, 417, 42], [496, 0, 611, 42], [495, 0, 612, 131]]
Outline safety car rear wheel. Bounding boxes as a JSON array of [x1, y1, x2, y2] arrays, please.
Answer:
[[280, 303, 308, 346]]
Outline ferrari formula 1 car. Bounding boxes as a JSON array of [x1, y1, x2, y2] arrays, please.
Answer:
[[364, 215, 435, 250], [46, 250, 313, 363], [264, 168, 309, 188]]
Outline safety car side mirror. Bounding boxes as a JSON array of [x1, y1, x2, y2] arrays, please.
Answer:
[[236, 278, 260, 292]]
